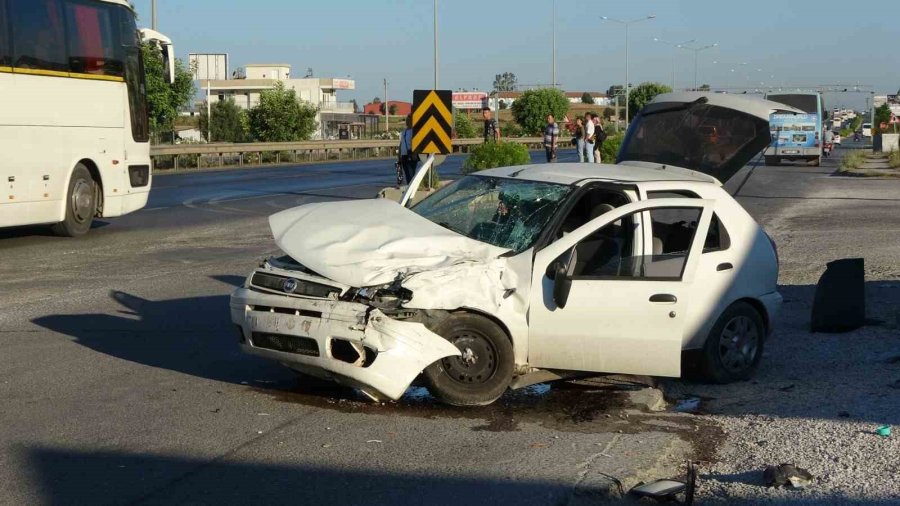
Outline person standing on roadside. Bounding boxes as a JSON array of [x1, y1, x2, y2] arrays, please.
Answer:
[[543, 113, 560, 163], [398, 115, 417, 184], [591, 114, 606, 164], [482, 107, 500, 142], [573, 117, 585, 162], [582, 112, 595, 163]]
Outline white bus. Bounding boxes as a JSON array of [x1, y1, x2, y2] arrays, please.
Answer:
[[0, 0, 174, 236]]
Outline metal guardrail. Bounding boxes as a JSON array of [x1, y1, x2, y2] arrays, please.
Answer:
[[150, 137, 546, 171]]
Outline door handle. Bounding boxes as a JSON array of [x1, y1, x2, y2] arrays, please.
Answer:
[[716, 262, 734, 272], [649, 294, 677, 303]]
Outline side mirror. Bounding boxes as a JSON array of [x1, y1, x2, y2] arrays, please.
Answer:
[[549, 248, 576, 309]]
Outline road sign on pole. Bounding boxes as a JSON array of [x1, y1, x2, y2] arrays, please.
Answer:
[[412, 90, 453, 155]]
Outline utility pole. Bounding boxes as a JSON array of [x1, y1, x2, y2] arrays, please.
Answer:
[[433, 0, 439, 89], [151, 0, 157, 30], [601, 15, 655, 127], [384, 79, 389, 133], [206, 80, 212, 143], [552, 0, 556, 88]]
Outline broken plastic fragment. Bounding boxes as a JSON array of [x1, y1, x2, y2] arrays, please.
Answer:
[[763, 464, 814, 488]]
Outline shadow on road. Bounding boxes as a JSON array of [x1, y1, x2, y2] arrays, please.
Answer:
[[31, 283, 290, 386], [20, 446, 898, 506]]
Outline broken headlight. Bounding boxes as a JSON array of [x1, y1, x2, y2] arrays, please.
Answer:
[[346, 285, 413, 310]]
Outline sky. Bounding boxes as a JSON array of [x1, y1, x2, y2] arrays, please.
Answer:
[[133, 0, 899, 111]]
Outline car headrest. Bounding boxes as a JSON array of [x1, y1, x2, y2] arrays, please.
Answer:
[[590, 203, 615, 220]]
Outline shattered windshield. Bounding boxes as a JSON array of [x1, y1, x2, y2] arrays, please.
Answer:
[[412, 176, 570, 252]]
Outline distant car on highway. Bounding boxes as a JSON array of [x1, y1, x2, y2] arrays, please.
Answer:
[[231, 93, 791, 406], [862, 123, 873, 137]]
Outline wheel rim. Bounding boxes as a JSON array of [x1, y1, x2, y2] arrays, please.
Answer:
[[717, 315, 760, 374], [70, 178, 94, 224], [440, 329, 497, 385]]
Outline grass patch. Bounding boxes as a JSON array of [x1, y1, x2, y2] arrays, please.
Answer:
[[839, 151, 868, 171], [835, 150, 900, 177]]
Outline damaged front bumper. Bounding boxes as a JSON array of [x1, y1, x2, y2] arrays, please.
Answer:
[[230, 287, 460, 400]]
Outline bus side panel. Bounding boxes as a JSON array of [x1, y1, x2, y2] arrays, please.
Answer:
[[0, 73, 131, 226]]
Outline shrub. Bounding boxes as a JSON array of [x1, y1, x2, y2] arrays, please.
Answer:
[[462, 141, 531, 173], [599, 133, 625, 163], [501, 121, 524, 138], [454, 111, 478, 138]]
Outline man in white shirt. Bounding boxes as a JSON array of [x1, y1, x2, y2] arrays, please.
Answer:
[[582, 112, 595, 163]]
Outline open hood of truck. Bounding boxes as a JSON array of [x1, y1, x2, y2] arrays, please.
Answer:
[[269, 199, 510, 288], [616, 92, 802, 184]]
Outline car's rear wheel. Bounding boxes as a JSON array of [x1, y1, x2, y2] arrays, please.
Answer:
[[51, 163, 96, 237], [423, 313, 514, 406], [700, 302, 765, 383]]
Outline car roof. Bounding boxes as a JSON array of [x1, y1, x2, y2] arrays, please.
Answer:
[[475, 162, 717, 186]]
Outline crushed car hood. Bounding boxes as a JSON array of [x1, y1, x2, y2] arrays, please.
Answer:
[[269, 199, 510, 288]]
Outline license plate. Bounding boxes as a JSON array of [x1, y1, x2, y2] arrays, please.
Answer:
[[781, 150, 800, 154]]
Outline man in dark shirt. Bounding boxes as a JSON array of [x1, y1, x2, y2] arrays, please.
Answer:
[[482, 107, 500, 142]]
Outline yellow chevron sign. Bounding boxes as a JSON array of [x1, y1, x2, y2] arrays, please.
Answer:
[[412, 90, 453, 154]]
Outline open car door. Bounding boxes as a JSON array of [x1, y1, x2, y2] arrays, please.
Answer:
[[528, 198, 713, 377]]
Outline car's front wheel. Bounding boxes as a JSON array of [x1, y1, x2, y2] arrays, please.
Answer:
[[700, 302, 765, 383], [423, 313, 514, 406]]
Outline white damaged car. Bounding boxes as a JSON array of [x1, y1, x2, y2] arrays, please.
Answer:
[[230, 93, 796, 406]]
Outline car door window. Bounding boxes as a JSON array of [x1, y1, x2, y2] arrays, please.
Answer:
[[567, 206, 702, 280]]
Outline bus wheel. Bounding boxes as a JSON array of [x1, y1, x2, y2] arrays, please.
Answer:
[[811, 157, 821, 167], [52, 164, 97, 237]]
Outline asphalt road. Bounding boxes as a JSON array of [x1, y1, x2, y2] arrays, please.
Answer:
[[2, 141, 897, 505]]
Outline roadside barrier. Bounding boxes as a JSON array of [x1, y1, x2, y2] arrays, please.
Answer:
[[150, 138, 545, 171]]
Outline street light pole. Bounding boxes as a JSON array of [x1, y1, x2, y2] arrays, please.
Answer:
[[601, 15, 655, 126], [679, 42, 717, 90], [653, 38, 695, 90], [433, 0, 438, 89], [151, 0, 157, 30]]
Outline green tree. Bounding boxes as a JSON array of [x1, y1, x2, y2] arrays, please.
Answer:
[[493, 72, 518, 92], [606, 85, 624, 98], [499, 100, 508, 110], [199, 98, 249, 142], [389, 104, 398, 115], [698, 84, 711, 91], [454, 111, 478, 138], [510, 88, 569, 135], [581, 92, 594, 104], [247, 82, 318, 142], [142, 43, 195, 142], [462, 141, 531, 173], [628, 82, 673, 117]]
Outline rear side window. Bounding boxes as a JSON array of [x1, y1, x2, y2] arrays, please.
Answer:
[[703, 213, 731, 252], [63, 0, 124, 77], [0, 0, 10, 66], [9, 0, 68, 72]]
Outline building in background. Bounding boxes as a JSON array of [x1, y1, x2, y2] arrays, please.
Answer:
[[198, 64, 374, 139], [496, 91, 611, 108], [363, 100, 412, 116]]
